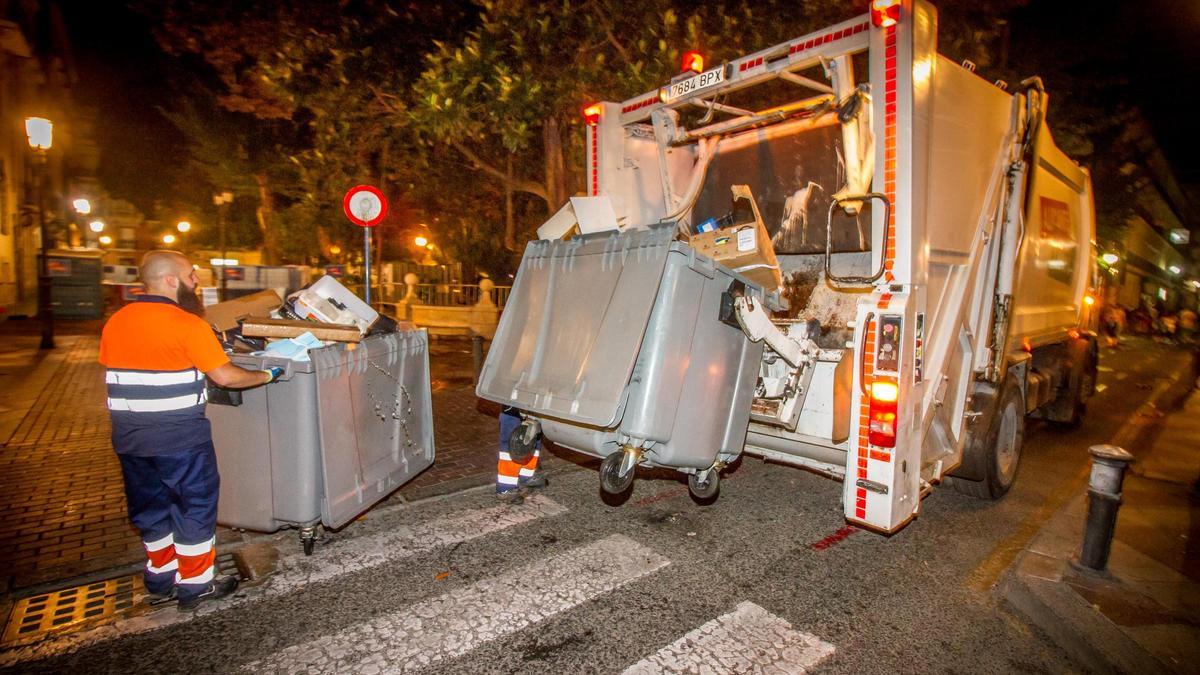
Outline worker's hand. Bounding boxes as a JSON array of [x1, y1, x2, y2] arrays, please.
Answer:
[[262, 366, 285, 384]]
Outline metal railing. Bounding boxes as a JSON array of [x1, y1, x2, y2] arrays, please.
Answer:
[[348, 283, 512, 308]]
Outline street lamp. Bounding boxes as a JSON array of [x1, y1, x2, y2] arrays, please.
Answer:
[[89, 220, 105, 233], [214, 191, 234, 301], [25, 116, 54, 350], [98, 235, 113, 246], [177, 220, 191, 233], [163, 233, 177, 245], [1100, 252, 1119, 266], [73, 198, 91, 215], [414, 235, 428, 248], [1168, 265, 1182, 275]]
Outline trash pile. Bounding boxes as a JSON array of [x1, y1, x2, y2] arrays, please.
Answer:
[[204, 276, 402, 361], [535, 184, 782, 293]]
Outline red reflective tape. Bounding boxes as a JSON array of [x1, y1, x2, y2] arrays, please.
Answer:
[[855, 507, 867, 518], [877, 293, 892, 309], [811, 525, 858, 550], [870, 449, 892, 463]]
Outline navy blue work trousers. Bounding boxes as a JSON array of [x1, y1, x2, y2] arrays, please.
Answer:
[[117, 441, 220, 599]]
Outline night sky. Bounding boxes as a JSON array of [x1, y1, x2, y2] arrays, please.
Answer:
[[61, 0, 1200, 210]]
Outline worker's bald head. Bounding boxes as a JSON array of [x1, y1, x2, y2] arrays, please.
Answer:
[[140, 251, 191, 288], [140, 250, 205, 315]]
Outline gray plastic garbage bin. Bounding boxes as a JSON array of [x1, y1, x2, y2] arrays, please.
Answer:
[[476, 226, 779, 500], [208, 329, 435, 553]]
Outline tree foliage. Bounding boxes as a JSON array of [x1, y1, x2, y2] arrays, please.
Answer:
[[124, 0, 1176, 272]]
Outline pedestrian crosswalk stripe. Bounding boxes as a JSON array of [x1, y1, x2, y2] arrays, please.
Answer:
[[270, 494, 568, 592], [243, 534, 672, 673], [0, 495, 567, 667], [622, 601, 835, 674]]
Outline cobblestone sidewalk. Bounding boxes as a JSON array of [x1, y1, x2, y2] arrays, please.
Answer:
[[0, 329, 507, 594], [0, 334, 138, 592]]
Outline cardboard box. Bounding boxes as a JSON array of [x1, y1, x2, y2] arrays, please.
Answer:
[[204, 289, 283, 332], [688, 185, 783, 291], [240, 317, 362, 343]]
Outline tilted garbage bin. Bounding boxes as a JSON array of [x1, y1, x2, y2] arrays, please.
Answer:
[[208, 329, 435, 554], [476, 226, 778, 501]]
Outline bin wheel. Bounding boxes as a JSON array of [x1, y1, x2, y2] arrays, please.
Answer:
[[688, 468, 720, 503], [507, 423, 538, 463], [600, 452, 634, 495], [300, 527, 318, 556]]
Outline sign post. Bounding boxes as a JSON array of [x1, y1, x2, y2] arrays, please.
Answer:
[[342, 185, 388, 304]]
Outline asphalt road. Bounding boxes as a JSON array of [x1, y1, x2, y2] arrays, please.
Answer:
[[6, 338, 1192, 674]]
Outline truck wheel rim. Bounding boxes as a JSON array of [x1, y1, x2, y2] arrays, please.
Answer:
[[996, 400, 1020, 481]]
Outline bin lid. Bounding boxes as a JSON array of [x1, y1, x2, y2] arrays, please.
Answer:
[[476, 228, 675, 428]]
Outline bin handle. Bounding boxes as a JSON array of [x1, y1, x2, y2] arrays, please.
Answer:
[[858, 311, 874, 396]]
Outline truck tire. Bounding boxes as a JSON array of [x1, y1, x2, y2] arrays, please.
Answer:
[[951, 377, 1025, 499]]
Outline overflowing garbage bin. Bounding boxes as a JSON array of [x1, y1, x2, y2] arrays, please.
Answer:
[[207, 322, 434, 554], [476, 226, 778, 501]]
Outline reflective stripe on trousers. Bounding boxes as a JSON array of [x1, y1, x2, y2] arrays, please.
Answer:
[[497, 409, 539, 493]]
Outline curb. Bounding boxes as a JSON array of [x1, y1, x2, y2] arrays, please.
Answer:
[[997, 349, 1198, 674], [998, 564, 1169, 675]]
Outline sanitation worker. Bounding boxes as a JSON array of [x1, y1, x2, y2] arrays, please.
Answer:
[[496, 406, 548, 504], [100, 251, 282, 610]]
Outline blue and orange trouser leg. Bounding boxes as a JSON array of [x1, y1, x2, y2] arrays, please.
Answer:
[[497, 407, 539, 493], [118, 442, 220, 601]]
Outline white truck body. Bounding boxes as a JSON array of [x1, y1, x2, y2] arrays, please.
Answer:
[[484, 0, 1096, 533]]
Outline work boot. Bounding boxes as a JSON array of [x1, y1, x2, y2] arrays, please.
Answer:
[[519, 470, 550, 490], [144, 588, 177, 607], [496, 488, 526, 505], [177, 575, 240, 612]]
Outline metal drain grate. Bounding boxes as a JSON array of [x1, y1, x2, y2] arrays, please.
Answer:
[[3, 554, 249, 645], [2, 575, 141, 645]]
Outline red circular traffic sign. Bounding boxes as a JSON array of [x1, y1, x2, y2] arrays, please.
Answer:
[[343, 185, 388, 227]]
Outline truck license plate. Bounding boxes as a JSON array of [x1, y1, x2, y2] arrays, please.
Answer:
[[661, 66, 726, 103]]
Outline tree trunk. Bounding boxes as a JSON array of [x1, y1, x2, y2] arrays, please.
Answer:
[[254, 173, 278, 264], [504, 156, 516, 252], [543, 115, 569, 210]]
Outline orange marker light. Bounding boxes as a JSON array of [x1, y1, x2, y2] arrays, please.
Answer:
[[583, 103, 602, 126], [681, 50, 705, 74], [870, 381, 899, 403], [871, 0, 901, 28]]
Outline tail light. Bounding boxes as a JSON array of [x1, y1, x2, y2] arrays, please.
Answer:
[[868, 380, 899, 447], [583, 103, 602, 126], [681, 50, 705, 74], [871, 0, 900, 28]]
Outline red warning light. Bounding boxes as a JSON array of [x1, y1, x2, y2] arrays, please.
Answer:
[[871, 0, 900, 28], [583, 103, 602, 126], [681, 50, 705, 74], [868, 380, 899, 448]]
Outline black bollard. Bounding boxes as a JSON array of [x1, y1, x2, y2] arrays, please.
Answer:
[[1078, 444, 1134, 572], [472, 334, 484, 384]]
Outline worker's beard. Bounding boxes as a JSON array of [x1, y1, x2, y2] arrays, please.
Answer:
[[176, 282, 205, 317]]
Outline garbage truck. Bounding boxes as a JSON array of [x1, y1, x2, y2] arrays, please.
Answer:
[[477, 0, 1098, 533]]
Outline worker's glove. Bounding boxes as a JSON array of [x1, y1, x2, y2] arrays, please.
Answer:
[[262, 366, 285, 384]]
